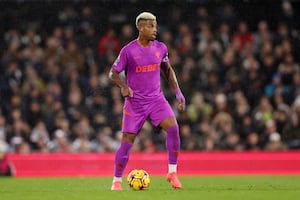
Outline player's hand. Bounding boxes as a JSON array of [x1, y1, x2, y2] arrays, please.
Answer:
[[174, 88, 186, 111], [121, 86, 133, 97]]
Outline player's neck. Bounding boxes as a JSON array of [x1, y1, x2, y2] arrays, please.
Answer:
[[137, 37, 151, 47]]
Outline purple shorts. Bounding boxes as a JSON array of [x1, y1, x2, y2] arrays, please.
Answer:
[[122, 95, 175, 134]]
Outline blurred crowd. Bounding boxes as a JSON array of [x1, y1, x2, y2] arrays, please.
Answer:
[[0, 0, 300, 154]]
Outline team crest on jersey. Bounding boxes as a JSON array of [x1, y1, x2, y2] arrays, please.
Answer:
[[155, 51, 160, 58]]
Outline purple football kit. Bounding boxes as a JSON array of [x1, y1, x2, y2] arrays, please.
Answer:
[[112, 40, 175, 134]]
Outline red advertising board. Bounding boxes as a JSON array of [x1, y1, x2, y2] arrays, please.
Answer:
[[6, 151, 300, 177]]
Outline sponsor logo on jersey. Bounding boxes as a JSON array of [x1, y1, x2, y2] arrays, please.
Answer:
[[135, 63, 160, 73]]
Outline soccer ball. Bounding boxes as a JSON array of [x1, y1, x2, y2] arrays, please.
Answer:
[[127, 169, 150, 190]]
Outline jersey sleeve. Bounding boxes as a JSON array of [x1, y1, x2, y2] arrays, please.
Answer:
[[112, 47, 127, 73], [161, 42, 170, 66]]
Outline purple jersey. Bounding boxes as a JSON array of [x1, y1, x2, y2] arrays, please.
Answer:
[[112, 40, 170, 101]]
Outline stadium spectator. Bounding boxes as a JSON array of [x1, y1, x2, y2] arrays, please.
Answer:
[[97, 28, 121, 58], [232, 21, 253, 51], [61, 41, 85, 73], [0, 140, 13, 176], [265, 132, 287, 151], [30, 121, 49, 152], [48, 129, 72, 153], [282, 96, 300, 148], [245, 131, 260, 151]]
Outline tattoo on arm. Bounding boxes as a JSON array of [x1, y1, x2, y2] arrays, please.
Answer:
[[164, 65, 171, 81], [109, 69, 127, 89], [162, 63, 179, 90]]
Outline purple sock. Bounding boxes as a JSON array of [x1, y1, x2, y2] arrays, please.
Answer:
[[166, 125, 180, 164], [114, 141, 133, 177]]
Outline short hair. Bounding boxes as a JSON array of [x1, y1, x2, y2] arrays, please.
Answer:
[[135, 12, 156, 28]]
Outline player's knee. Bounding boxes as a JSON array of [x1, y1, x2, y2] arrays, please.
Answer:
[[160, 117, 177, 130], [122, 133, 136, 144]]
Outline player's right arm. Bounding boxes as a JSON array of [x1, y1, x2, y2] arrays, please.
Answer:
[[109, 47, 133, 97], [109, 69, 133, 97]]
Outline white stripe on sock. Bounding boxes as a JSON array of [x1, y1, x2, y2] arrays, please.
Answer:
[[168, 164, 177, 173], [113, 176, 122, 183]]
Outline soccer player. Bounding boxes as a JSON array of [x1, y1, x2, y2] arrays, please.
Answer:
[[109, 12, 186, 190]]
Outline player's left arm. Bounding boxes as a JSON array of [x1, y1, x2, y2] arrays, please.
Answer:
[[161, 62, 186, 111]]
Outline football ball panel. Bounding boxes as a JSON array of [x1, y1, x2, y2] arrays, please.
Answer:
[[127, 169, 151, 190]]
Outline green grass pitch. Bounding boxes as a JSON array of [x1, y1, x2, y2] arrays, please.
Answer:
[[1, 176, 300, 200]]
